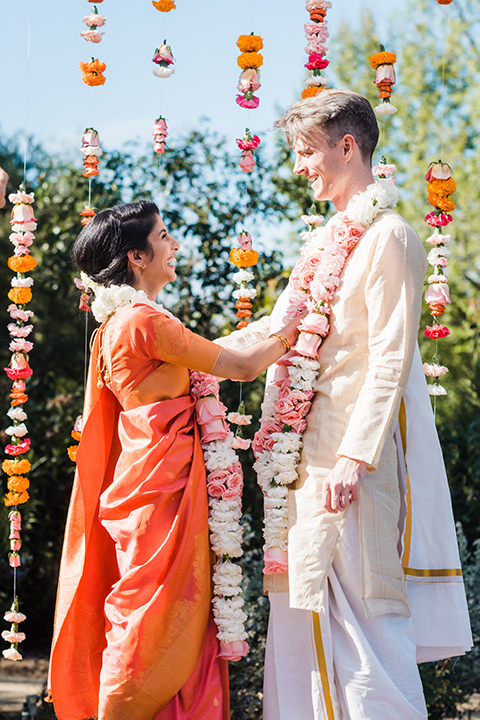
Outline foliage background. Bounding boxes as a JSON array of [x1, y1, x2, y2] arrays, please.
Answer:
[[1, 0, 480, 717]]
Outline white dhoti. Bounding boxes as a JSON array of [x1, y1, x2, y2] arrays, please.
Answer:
[[264, 506, 427, 720]]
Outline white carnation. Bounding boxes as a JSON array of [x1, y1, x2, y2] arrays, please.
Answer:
[[232, 269, 254, 283], [11, 277, 34, 287], [213, 561, 243, 597], [203, 435, 238, 471], [7, 407, 27, 421], [232, 287, 257, 300], [271, 432, 303, 454], [428, 384, 447, 396], [5, 423, 28, 437]]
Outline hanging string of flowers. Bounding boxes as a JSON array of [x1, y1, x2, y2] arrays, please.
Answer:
[[2, 187, 38, 660], [152, 41, 175, 78], [423, 161, 455, 396], [372, 156, 397, 183], [368, 45, 398, 117], [235, 34, 263, 171], [81, 5, 106, 43], [302, 0, 331, 99], [229, 230, 259, 329], [81, 128, 103, 178], [153, 116, 168, 154], [189, 371, 249, 661]]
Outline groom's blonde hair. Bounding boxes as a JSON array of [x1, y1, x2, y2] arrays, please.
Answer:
[[275, 89, 379, 163]]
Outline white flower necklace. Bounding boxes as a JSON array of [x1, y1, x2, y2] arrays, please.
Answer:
[[253, 179, 399, 575]]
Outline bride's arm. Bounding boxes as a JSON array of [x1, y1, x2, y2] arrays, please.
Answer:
[[213, 316, 271, 351]]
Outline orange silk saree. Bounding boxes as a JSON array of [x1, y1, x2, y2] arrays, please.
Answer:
[[49, 304, 229, 720]]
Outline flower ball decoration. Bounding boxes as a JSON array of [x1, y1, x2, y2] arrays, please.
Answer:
[[79, 58, 106, 86], [153, 116, 168, 154], [152, 0, 176, 10], [229, 231, 259, 329], [303, 0, 332, 99], [152, 42, 175, 78], [368, 46, 397, 117], [423, 161, 456, 396], [236, 34, 263, 109], [81, 128, 102, 178], [81, 5, 106, 44], [236, 128, 260, 174]]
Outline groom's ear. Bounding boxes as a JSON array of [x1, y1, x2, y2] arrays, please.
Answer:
[[341, 134, 356, 160]]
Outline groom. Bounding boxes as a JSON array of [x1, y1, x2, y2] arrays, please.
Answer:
[[217, 89, 471, 719]]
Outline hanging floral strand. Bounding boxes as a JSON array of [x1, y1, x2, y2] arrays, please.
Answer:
[[235, 34, 263, 171], [153, 116, 168, 154], [302, 0, 331, 99], [81, 5, 106, 43], [229, 230, 259, 329], [81, 128, 103, 178], [369, 45, 398, 117], [152, 0, 176, 10], [190, 372, 249, 662], [152, 41, 175, 78], [423, 161, 455, 396], [2, 186, 37, 660]]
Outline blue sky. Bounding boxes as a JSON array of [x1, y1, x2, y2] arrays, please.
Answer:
[[1, 0, 399, 158]]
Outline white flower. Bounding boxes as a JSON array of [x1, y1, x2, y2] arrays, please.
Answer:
[[3, 611, 26, 623], [213, 561, 243, 597], [9, 192, 34, 204], [152, 67, 175, 78], [271, 432, 303, 454], [428, 384, 447, 396], [232, 287, 257, 300], [11, 277, 34, 287], [7, 408, 27, 422], [80, 146, 103, 157], [2, 647, 22, 661], [423, 363, 449, 378], [375, 102, 398, 116], [203, 436, 238, 471], [5, 423, 28, 438], [232, 269, 254, 283]]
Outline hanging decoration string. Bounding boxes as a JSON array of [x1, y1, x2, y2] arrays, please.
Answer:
[[302, 0, 331, 99], [151, 2, 176, 166]]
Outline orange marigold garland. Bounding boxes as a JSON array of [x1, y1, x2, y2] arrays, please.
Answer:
[[3, 185, 36, 661], [303, 0, 331, 99], [423, 161, 455, 397], [369, 45, 398, 117], [229, 231, 259, 329]]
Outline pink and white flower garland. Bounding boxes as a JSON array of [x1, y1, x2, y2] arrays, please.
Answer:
[[153, 116, 168, 154], [303, 0, 332, 98], [190, 371, 249, 661], [254, 180, 399, 573], [81, 5, 106, 44]]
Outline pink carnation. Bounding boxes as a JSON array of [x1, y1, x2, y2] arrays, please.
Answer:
[[423, 363, 449, 378], [231, 436, 251, 450], [81, 29, 104, 43], [236, 94, 260, 109], [236, 135, 260, 151], [227, 411, 252, 425], [190, 371, 220, 399], [305, 54, 329, 70], [4, 367, 33, 381], [8, 324, 33, 338], [9, 232, 35, 246], [9, 339, 33, 353], [304, 22, 329, 42], [425, 212, 452, 227], [5, 439, 31, 456], [218, 640, 249, 661], [424, 324, 450, 339], [239, 151, 256, 173]]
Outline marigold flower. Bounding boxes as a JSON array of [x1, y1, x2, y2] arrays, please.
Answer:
[[152, 0, 176, 9], [368, 51, 397, 69], [237, 34, 264, 53], [302, 86, 322, 99], [71, 430, 82, 441], [7, 477, 30, 493], [229, 248, 259, 268], [237, 52, 263, 69], [4, 490, 29, 507], [8, 287, 32, 305], [2, 459, 31, 476], [7, 255, 37, 273], [67, 445, 78, 462], [79, 59, 107, 86], [427, 178, 456, 196]]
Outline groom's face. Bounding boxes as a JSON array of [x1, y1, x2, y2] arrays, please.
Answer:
[[292, 135, 345, 203]]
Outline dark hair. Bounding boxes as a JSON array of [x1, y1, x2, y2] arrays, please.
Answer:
[[72, 200, 160, 286], [275, 89, 379, 163]]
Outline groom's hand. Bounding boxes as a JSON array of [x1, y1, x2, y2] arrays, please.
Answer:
[[320, 456, 367, 514]]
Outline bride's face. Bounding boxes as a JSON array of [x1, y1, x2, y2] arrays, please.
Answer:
[[144, 215, 180, 290]]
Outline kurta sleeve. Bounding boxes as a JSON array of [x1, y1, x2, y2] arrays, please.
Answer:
[[213, 315, 271, 350], [336, 224, 427, 469], [126, 304, 221, 374]]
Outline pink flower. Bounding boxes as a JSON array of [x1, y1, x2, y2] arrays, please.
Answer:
[[331, 218, 364, 252], [8, 324, 33, 338], [426, 232, 451, 246], [1, 631, 25, 643], [304, 40, 328, 56], [372, 163, 396, 177], [424, 324, 450, 339], [152, 44, 174, 65], [227, 411, 252, 425], [236, 94, 260, 109], [224, 464, 244, 500], [83, 12, 106, 27], [9, 340, 33, 353], [253, 421, 283, 457], [3, 611, 26, 623], [10, 539, 22, 551], [153, 118, 168, 133], [7, 308, 33, 322], [423, 363, 449, 378], [424, 283, 450, 305], [10, 204, 37, 225], [5, 439, 31, 456], [82, 128, 101, 148], [425, 212, 452, 227], [299, 312, 330, 337], [305, 53, 329, 70], [239, 151, 256, 173], [200, 418, 230, 444], [425, 162, 452, 181], [2, 647, 22, 661], [289, 417, 307, 434], [218, 640, 249, 662], [237, 68, 261, 93], [263, 547, 288, 574], [154, 143, 165, 154], [236, 135, 260, 151], [9, 511, 22, 530], [304, 22, 329, 42], [231, 436, 251, 450], [190, 372, 220, 399], [428, 274, 448, 284], [81, 29, 104, 42], [9, 232, 34, 248], [8, 553, 21, 568], [375, 64, 396, 84], [294, 331, 323, 359], [8, 192, 34, 205], [196, 395, 227, 425]]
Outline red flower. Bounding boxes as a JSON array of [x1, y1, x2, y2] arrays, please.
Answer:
[[424, 324, 450, 339], [305, 54, 329, 70]]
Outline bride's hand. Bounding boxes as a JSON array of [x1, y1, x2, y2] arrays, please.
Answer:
[[277, 312, 306, 350]]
